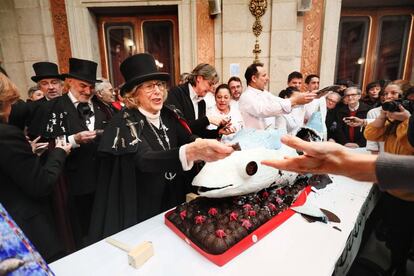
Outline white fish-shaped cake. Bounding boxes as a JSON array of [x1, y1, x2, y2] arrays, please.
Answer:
[[192, 125, 327, 198], [193, 144, 298, 198]]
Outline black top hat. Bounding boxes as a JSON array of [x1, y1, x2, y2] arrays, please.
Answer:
[[120, 53, 170, 96], [31, 62, 64, 82], [63, 58, 101, 84]]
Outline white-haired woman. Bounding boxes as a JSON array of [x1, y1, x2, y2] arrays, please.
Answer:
[[90, 54, 234, 241]]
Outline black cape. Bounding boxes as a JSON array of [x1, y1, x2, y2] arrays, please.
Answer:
[[89, 107, 197, 242]]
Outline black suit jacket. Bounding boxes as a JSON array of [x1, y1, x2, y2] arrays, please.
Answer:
[[35, 94, 110, 195], [335, 101, 370, 147], [0, 123, 67, 260], [26, 97, 53, 140], [166, 83, 219, 138], [9, 99, 29, 130]]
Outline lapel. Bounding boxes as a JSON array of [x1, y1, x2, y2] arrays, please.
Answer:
[[60, 94, 88, 132], [92, 101, 105, 129], [198, 99, 206, 118], [181, 85, 196, 120]]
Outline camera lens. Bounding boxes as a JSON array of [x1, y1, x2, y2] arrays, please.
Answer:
[[382, 101, 399, 112]]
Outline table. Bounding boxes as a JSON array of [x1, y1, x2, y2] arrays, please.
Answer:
[[50, 175, 378, 276]]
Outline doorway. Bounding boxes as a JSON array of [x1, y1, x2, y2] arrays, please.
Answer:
[[96, 6, 179, 89], [335, 7, 414, 90]]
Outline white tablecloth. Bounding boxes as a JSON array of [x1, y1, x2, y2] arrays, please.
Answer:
[[50, 175, 378, 276]]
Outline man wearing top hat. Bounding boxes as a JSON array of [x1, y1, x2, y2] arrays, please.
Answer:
[[9, 61, 65, 131], [35, 57, 112, 249], [24, 62, 65, 136], [32, 61, 64, 101]]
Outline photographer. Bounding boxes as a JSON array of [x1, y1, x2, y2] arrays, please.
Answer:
[[364, 81, 414, 275], [405, 86, 414, 147]]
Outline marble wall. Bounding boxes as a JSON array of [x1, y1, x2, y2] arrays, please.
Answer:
[[215, 0, 306, 94], [1, 0, 412, 99], [0, 0, 58, 98]]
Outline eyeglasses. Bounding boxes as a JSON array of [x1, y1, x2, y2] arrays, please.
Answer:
[[344, 93, 359, 98], [138, 81, 167, 94]]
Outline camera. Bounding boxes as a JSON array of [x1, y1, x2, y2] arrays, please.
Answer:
[[381, 99, 413, 113]]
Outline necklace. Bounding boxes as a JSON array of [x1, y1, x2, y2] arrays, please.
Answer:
[[146, 116, 176, 181]]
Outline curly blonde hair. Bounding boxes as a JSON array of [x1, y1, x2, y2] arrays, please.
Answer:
[[0, 73, 20, 122]]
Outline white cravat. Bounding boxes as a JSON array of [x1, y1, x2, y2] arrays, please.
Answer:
[[138, 107, 161, 128]]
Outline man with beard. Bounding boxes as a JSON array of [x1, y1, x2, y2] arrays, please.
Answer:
[[35, 58, 112, 249]]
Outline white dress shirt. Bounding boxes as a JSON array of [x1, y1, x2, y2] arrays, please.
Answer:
[[188, 84, 203, 119], [67, 91, 95, 148], [203, 92, 216, 111], [206, 104, 244, 142], [238, 86, 292, 129], [366, 106, 384, 153]]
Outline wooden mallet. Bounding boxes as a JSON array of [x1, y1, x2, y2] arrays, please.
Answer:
[[106, 238, 154, 269]]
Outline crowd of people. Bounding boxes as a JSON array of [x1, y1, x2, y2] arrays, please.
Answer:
[[1, 53, 414, 274]]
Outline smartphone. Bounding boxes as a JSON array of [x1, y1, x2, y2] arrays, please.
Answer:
[[343, 117, 356, 123], [55, 135, 67, 146]]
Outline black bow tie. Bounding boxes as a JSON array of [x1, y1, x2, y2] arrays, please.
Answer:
[[77, 102, 93, 122]]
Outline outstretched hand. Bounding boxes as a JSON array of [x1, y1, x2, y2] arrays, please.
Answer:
[[74, 130, 97, 144], [186, 139, 234, 162], [261, 135, 348, 174], [261, 135, 377, 182]]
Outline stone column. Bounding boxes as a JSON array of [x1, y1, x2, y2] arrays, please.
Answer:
[[196, 0, 215, 65], [50, 0, 71, 74], [319, 0, 342, 87], [0, 0, 58, 97], [300, 0, 324, 80], [269, 0, 302, 94]]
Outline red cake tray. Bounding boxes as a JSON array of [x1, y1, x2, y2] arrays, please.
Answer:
[[164, 186, 311, 266]]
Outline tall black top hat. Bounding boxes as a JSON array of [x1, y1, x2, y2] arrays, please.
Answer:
[[31, 62, 64, 82], [63, 58, 101, 84], [120, 53, 170, 96]]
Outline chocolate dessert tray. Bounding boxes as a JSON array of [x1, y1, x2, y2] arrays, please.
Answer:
[[165, 183, 311, 266]]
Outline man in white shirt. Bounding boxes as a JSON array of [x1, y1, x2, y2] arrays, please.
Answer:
[[239, 63, 315, 130], [228, 76, 243, 108]]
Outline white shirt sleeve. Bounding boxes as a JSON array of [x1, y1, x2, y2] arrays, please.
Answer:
[[366, 107, 381, 152], [68, 134, 80, 149], [241, 91, 292, 117], [179, 144, 194, 171]]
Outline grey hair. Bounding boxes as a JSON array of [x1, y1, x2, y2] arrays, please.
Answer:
[[94, 78, 111, 93], [27, 85, 39, 97], [326, 91, 341, 100], [344, 86, 361, 95], [187, 63, 219, 86]]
